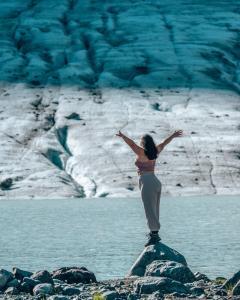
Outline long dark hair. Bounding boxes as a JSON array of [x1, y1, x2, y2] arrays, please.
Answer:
[[141, 134, 158, 160]]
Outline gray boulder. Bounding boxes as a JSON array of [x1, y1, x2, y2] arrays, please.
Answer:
[[233, 280, 240, 296], [52, 266, 96, 284], [127, 243, 187, 277], [33, 283, 54, 296], [145, 260, 195, 283], [222, 270, 240, 290], [12, 267, 33, 281], [31, 270, 54, 285], [134, 276, 190, 295], [0, 269, 13, 290]]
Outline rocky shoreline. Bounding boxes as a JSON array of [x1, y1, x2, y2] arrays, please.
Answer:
[[1, 243, 240, 300]]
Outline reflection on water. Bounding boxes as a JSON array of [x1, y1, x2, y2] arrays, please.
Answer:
[[0, 195, 239, 280]]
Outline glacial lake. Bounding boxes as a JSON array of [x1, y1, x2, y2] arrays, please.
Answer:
[[0, 195, 239, 281]]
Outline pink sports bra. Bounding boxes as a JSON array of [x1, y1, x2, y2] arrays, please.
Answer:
[[135, 159, 156, 174]]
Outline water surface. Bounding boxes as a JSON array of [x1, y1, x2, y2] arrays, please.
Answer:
[[0, 195, 239, 280]]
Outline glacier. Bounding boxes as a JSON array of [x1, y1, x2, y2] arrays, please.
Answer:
[[0, 0, 240, 198]]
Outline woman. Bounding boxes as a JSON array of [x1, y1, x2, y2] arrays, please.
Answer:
[[116, 129, 183, 247]]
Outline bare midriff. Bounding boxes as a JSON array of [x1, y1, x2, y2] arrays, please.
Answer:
[[135, 159, 156, 175]]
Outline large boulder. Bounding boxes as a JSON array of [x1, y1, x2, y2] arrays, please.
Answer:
[[134, 276, 190, 295], [145, 260, 195, 283], [22, 277, 41, 291], [12, 267, 33, 281], [31, 270, 54, 285], [19, 282, 32, 294], [0, 269, 13, 290], [127, 243, 187, 277], [222, 270, 240, 290], [52, 266, 96, 284], [233, 280, 240, 296], [6, 278, 20, 288], [33, 283, 54, 296]]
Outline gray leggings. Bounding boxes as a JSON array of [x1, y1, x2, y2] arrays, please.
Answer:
[[138, 173, 162, 232]]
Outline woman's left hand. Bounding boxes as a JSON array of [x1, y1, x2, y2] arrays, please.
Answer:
[[115, 130, 123, 137], [173, 130, 183, 137]]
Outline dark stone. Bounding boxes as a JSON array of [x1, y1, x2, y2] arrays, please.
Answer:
[[19, 282, 31, 294], [222, 270, 240, 290], [4, 287, 19, 295], [189, 286, 205, 296], [6, 279, 20, 288], [23, 277, 41, 289], [233, 281, 240, 296], [0, 178, 13, 190], [127, 293, 139, 300], [150, 291, 164, 300], [65, 113, 82, 120], [127, 243, 187, 277], [62, 286, 81, 296], [145, 260, 195, 283], [0, 269, 14, 290], [33, 283, 54, 295], [52, 266, 96, 284], [134, 276, 190, 295], [152, 103, 161, 111], [31, 270, 54, 285], [194, 272, 211, 282], [53, 284, 63, 294], [101, 290, 120, 300], [169, 292, 188, 298], [53, 279, 65, 285], [214, 288, 228, 296], [48, 296, 69, 300], [13, 267, 33, 281]]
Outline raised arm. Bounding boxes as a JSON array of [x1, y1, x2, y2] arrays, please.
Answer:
[[116, 130, 142, 155], [157, 130, 183, 153]]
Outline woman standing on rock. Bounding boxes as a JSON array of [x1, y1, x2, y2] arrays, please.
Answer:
[[116, 129, 183, 246]]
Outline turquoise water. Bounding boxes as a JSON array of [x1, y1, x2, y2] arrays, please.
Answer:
[[0, 196, 239, 281]]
